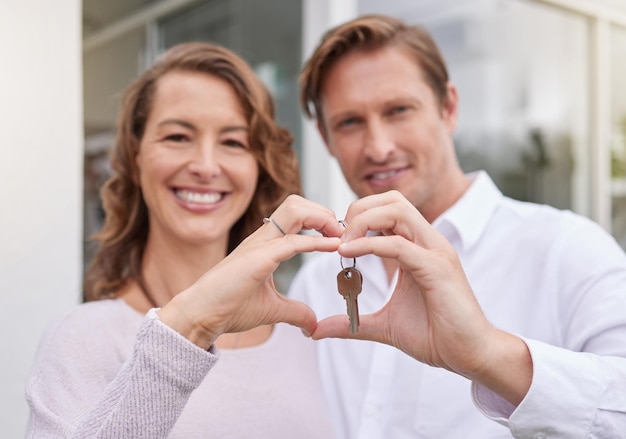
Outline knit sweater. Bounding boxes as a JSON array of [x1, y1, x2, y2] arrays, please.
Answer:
[[25, 299, 335, 438]]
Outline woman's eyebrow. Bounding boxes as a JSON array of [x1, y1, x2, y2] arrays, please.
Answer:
[[157, 119, 196, 130]]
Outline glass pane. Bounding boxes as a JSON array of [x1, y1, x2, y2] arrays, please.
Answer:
[[158, 0, 233, 49], [156, 0, 303, 155], [359, 0, 591, 216], [610, 24, 626, 248]]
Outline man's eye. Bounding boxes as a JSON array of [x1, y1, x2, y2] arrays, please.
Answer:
[[337, 117, 359, 128], [389, 106, 408, 115]]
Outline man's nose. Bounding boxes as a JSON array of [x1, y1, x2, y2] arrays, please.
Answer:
[[363, 120, 395, 163]]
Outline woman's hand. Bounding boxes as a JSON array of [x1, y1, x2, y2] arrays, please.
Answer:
[[158, 195, 344, 350]]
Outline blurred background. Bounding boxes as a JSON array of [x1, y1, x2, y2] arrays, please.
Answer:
[[2, 0, 626, 435]]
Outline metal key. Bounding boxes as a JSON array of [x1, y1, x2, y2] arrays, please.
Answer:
[[337, 266, 363, 334]]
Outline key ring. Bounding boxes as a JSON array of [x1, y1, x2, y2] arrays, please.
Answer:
[[340, 255, 356, 270], [338, 219, 356, 271]]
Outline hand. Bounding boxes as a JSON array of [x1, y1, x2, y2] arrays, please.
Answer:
[[312, 191, 532, 405], [159, 195, 344, 350]]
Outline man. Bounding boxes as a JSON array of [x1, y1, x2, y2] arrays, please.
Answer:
[[289, 14, 626, 438]]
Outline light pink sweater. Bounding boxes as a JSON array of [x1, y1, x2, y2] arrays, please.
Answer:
[[26, 299, 336, 438]]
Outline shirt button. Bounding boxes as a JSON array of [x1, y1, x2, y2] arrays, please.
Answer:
[[533, 433, 546, 439]]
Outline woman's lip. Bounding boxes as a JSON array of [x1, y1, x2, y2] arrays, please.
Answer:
[[174, 188, 223, 204], [171, 188, 231, 213]]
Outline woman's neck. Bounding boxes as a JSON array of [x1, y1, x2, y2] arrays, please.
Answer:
[[119, 229, 274, 349], [139, 230, 227, 308]]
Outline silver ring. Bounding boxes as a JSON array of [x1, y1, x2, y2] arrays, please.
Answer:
[[263, 217, 286, 236]]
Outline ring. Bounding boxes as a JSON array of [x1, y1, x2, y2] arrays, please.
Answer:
[[263, 217, 286, 236], [338, 219, 348, 228]]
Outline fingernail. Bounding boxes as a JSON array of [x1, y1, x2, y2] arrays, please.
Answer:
[[301, 328, 311, 338]]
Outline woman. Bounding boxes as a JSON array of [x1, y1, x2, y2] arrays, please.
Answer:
[[25, 42, 343, 438]]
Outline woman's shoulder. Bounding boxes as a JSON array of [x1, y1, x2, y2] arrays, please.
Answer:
[[35, 299, 143, 364], [49, 298, 142, 333], [26, 300, 147, 422]]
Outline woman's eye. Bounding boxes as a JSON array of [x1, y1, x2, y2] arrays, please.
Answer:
[[164, 133, 189, 142], [223, 139, 248, 149]]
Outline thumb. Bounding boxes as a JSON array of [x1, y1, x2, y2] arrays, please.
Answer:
[[311, 314, 386, 344], [273, 297, 318, 337]]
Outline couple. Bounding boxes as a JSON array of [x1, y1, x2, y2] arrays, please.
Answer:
[[26, 14, 626, 439]]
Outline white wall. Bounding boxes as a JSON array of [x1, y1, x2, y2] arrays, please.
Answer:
[[0, 0, 83, 435]]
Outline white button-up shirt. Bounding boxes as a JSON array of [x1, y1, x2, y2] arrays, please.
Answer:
[[289, 171, 626, 438]]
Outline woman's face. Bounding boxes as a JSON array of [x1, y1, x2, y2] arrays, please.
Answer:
[[135, 70, 259, 248]]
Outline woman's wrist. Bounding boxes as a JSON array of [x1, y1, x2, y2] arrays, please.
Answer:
[[157, 293, 220, 350]]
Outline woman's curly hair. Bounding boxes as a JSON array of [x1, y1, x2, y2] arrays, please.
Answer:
[[83, 42, 301, 301]]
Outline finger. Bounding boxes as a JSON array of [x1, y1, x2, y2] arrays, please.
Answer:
[[272, 234, 342, 261], [343, 190, 403, 218], [337, 234, 451, 278], [219, 234, 341, 291], [269, 195, 345, 238], [311, 314, 387, 345], [233, 234, 341, 278], [344, 203, 448, 250], [271, 296, 318, 337], [342, 192, 412, 235]]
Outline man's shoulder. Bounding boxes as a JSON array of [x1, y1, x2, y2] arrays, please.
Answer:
[[495, 194, 588, 227], [497, 196, 618, 251]]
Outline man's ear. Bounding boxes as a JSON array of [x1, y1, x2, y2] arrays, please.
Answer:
[[441, 82, 459, 133]]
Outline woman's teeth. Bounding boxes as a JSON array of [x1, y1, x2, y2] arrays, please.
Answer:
[[175, 189, 222, 204]]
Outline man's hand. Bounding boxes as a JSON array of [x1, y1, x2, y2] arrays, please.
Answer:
[[312, 190, 532, 406]]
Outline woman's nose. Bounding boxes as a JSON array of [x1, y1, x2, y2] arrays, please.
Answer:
[[187, 143, 221, 179]]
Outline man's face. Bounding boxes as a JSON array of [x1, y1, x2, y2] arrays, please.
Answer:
[[319, 46, 463, 221]]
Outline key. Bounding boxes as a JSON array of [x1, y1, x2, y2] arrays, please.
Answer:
[[337, 266, 363, 334]]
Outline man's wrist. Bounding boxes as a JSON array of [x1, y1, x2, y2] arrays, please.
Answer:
[[468, 330, 533, 406]]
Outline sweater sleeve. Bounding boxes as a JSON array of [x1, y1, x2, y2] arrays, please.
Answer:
[[26, 309, 219, 438]]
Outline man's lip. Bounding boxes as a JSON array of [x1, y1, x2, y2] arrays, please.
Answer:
[[365, 166, 409, 181]]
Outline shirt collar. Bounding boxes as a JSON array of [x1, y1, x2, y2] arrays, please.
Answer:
[[432, 171, 503, 252]]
